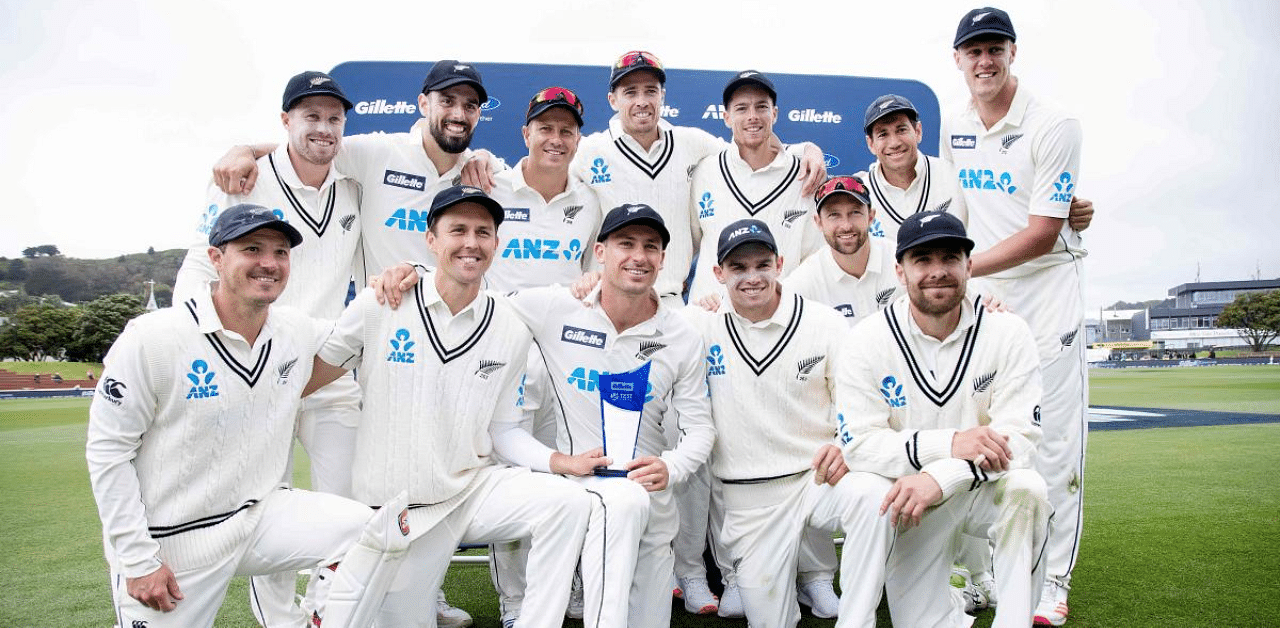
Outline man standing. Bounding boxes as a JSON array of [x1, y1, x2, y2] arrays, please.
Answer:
[[940, 8, 1088, 625], [86, 205, 384, 628], [684, 218, 894, 628], [837, 210, 1052, 628], [309, 185, 592, 628]]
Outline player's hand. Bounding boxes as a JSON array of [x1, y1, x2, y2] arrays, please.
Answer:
[[570, 272, 602, 301], [979, 295, 1010, 313], [696, 293, 721, 312], [127, 563, 184, 612], [951, 426, 1012, 472], [1068, 196, 1094, 232], [213, 145, 260, 195], [798, 143, 829, 197], [627, 456, 669, 492], [460, 150, 498, 193], [811, 444, 848, 486], [371, 263, 420, 308], [881, 473, 942, 528], [550, 448, 612, 477]]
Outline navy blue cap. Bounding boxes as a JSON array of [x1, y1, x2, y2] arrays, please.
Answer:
[[895, 210, 975, 260], [428, 185, 504, 228], [722, 70, 777, 107], [209, 204, 304, 248], [954, 7, 1016, 48], [282, 71, 353, 112], [422, 60, 488, 104], [863, 94, 919, 136], [598, 204, 670, 248], [716, 219, 777, 265]]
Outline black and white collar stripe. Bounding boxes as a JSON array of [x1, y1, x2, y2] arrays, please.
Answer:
[[268, 152, 334, 238], [883, 295, 984, 407], [149, 499, 258, 538], [724, 293, 804, 376], [869, 157, 931, 226], [415, 285, 495, 364], [719, 152, 800, 216], [185, 299, 273, 387], [614, 129, 674, 180]]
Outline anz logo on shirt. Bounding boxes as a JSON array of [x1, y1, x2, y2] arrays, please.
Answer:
[[502, 238, 585, 261], [879, 375, 907, 408], [387, 328, 416, 364], [706, 344, 726, 376], [958, 169, 1017, 195], [590, 158, 612, 184], [697, 192, 715, 220], [1049, 171, 1075, 204], [384, 208, 430, 232], [567, 367, 654, 402], [185, 360, 219, 400]]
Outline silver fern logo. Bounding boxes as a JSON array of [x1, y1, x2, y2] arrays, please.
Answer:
[[635, 341, 667, 361], [562, 205, 585, 224], [276, 358, 298, 385], [875, 288, 896, 306], [475, 360, 507, 380], [340, 214, 357, 232], [1000, 134, 1023, 153], [1060, 330, 1078, 348], [972, 370, 996, 394], [796, 355, 825, 381], [934, 199, 952, 213], [782, 209, 807, 228]]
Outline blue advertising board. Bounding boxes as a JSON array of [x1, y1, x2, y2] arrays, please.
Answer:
[[329, 61, 938, 174]]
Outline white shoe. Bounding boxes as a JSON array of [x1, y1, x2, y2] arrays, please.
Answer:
[[973, 572, 997, 609], [437, 590, 474, 628], [797, 579, 840, 618], [950, 565, 985, 615], [677, 577, 719, 614], [716, 582, 744, 618], [1033, 579, 1070, 626], [566, 573, 584, 620]]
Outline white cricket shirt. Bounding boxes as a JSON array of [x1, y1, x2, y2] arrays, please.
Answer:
[[785, 236, 901, 326], [865, 153, 968, 245]]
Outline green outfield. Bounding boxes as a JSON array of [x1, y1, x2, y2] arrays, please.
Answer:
[[1, 365, 1277, 627]]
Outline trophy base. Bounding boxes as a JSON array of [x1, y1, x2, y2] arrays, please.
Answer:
[[592, 467, 630, 478]]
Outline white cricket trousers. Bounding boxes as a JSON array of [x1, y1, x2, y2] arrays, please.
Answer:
[[375, 467, 590, 628], [718, 470, 895, 628], [886, 469, 1051, 628], [976, 260, 1088, 587], [109, 488, 371, 628]]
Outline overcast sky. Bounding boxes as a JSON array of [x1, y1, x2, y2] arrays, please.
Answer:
[[2, 0, 1278, 313]]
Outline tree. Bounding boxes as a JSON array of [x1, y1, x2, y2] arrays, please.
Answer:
[[0, 302, 80, 361], [21, 245, 60, 258], [1217, 290, 1280, 352], [68, 294, 143, 362], [7, 258, 26, 281]]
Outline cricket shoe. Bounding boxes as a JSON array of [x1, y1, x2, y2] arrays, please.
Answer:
[[972, 572, 997, 609], [1033, 580, 1069, 626], [797, 579, 840, 618], [716, 582, 745, 618], [437, 590, 473, 628], [950, 565, 986, 615], [677, 577, 718, 614]]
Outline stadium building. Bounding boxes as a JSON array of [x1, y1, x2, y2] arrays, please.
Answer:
[[1148, 279, 1280, 350]]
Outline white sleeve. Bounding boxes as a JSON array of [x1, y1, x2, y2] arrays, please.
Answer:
[[318, 288, 379, 369], [488, 329, 555, 471], [333, 132, 392, 189], [659, 334, 715, 486], [85, 320, 164, 578], [1029, 117, 1083, 218], [686, 126, 730, 162]]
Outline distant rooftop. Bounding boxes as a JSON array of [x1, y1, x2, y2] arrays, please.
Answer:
[[1167, 279, 1280, 296]]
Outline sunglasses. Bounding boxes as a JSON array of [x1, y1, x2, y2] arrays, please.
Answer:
[[816, 176, 869, 202], [529, 86, 584, 116], [614, 50, 663, 71]]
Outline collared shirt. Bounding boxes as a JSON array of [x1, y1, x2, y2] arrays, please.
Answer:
[[785, 236, 901, 325], [865, 153, 968, 244]]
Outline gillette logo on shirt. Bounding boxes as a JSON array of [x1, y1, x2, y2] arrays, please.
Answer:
[[562, 325, 606, 348]]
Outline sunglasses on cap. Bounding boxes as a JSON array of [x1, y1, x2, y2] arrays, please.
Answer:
[[531, 86, 584, 115], [815, 175, 869, 202], [614, 50, 664, 71]]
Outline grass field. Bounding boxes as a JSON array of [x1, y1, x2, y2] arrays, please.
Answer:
[[1090, 364, 1280, 414], [0, 361, 102, 378], [1, 366, 1277, 627]]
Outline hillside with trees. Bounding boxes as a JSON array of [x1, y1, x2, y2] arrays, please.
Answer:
[[0, 248, 183, 310]]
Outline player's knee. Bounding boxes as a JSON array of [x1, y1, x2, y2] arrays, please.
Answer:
[[600, 479, 652, 519], [998, 469, 1049, 512]]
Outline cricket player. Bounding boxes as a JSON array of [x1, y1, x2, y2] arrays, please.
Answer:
[[86, 205, 392, 628], [837, 209, 1052, 628], [172, 71, 364, 627], [940, 8, 1088, 624], [307, 185, 593, 628], [212, 59, 500, 625], [683, 218, 894, 628]]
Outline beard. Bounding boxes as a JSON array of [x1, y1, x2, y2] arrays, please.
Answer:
[[431, 120, 474, 154]]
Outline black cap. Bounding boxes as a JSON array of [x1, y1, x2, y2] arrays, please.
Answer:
[[716, 219, 777, 265], [422, 60, 488, 104], [609, 50, 666, 89], [954, 7, 1016, 48], [526, 86, 585, 126], [598, 204, 670, 249], [895, 210, 975, 260], [722, 70, 777, 107], [815, 175, 871, 209], [209, 204, 304, 248], [282, 71, 353, 112], [428, 185, 504, 228], [863, 94, 919, 136]]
